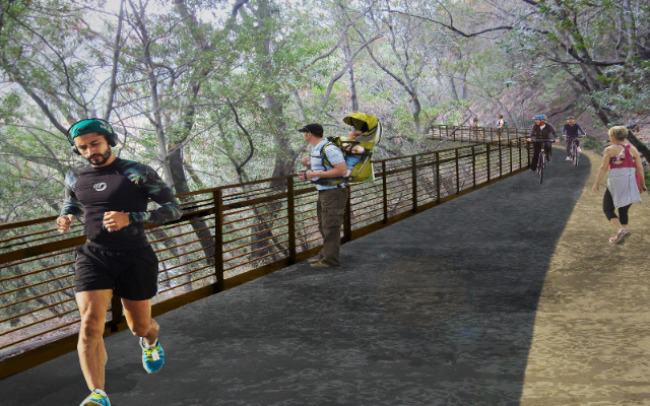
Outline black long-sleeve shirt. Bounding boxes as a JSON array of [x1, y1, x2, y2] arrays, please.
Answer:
[[529, 123, 557, 141], [61, 158, 182, 249], [562, 123, 585, 137]]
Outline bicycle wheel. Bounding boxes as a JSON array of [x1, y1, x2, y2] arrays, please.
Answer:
[[573, 141, 579, 167]]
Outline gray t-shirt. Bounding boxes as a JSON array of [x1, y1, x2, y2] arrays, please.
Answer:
[[310, 139, 345, 191]]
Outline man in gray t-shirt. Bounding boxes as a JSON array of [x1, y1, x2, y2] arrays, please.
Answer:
[[298, 123, 348, 268]]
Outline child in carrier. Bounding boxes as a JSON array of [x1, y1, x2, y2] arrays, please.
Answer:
[[340, 128, 366, 177]]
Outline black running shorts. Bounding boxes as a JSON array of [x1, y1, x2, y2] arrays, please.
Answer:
[[75, 243, 159, 300]]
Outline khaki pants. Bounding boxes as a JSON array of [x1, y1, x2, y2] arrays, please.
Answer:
[[316, 187, 348, 266]]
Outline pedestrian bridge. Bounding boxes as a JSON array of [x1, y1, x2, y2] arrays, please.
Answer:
[[2, 129, 650, 405]]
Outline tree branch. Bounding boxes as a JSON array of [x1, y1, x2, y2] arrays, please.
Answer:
[[227, 100, 255, 172], [382, 9, 513, 38]]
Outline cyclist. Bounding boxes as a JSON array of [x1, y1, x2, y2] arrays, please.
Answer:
[[528, 114, 557, 172], [563, 116, 586, 161]]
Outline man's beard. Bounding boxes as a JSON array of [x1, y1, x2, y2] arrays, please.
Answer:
[[87, 149, 111, 166]]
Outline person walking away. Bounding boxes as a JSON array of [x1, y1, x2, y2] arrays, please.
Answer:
[[563, 116, 586, 161], [56, 118, 182, 406], [592, 125, 646, 244], [298, 123, 348, 268], [527, 114, 557, 172]]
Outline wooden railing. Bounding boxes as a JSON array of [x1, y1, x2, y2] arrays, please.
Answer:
[[0, 126, 530, 378], [428, 124, 523, 143]]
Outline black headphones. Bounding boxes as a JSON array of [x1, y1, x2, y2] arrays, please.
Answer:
[[66, 118, 118, 155]]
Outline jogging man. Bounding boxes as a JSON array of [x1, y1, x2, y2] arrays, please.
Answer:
[[563, 116, 586, 161], [298, 123, 348, 269], [528, 114, 557, 172], [56, 118, 182, 406]]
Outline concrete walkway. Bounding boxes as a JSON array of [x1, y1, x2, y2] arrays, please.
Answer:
[[2, 149, 649, 405]]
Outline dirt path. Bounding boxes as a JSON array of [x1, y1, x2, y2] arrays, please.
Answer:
[[521, 150, 650, 405]]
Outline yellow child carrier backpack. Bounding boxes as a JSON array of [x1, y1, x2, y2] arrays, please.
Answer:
[[316, 113, 382, 186]]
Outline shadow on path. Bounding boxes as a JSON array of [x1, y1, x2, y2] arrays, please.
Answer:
[[0, 151, 591, 406]]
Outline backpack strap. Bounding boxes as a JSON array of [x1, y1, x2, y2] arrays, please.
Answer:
[[320, 141, 336, 169], [312, 139, 347, 186]]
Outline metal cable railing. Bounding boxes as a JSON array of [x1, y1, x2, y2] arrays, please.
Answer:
[[0, 126, 530, 378]]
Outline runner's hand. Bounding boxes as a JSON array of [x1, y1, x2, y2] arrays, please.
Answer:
[[592, 184, 599, 193], [103, 211, 130, 232], [56, 215, 74, 233]]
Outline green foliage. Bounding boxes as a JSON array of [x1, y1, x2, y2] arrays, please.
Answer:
[[581, 135, 607, 153]]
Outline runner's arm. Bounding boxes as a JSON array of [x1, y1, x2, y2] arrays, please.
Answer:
[[60, 170, 83, 217], [128, 165, 182, 224]]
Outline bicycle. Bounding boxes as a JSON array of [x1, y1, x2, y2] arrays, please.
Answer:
[[529, 138, 554, 184], [568, 135, 585, 167]]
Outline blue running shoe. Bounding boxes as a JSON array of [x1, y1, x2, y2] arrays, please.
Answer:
[[80, 390, 111, 406], [140, 337, 165, 373]]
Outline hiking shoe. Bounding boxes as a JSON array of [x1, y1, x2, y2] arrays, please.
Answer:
[[609, 228, 630, 244], [80, 390, 111, 406], [577, 147, 582, 153], [308, 256, 322, 264], [309, 261, 336, 269], [566, 157, 572, 161], [140, 337, 165, 373]]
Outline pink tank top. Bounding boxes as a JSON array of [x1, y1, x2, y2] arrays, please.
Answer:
[[610, 143, 643, 191], [609, 144, 636, 169]]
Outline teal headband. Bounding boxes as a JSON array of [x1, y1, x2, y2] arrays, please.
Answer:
[[68, 119, 114, 140]]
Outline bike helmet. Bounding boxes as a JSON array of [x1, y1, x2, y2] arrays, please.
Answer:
[[532, 114, 546, 120]]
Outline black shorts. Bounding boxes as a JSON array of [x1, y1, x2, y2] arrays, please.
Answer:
[[75, 243, 159, 300]]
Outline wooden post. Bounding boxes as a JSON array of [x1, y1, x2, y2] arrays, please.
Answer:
[[509, 137, 513, 174], [287, 177, 296, 264], [344, 185, 352, 242], [472, 146, 476, 187], [487, 144, 491, 182], [412, 156, 418, 212], [213, 189, 224, 293], [382, 161, 388, 223], [455, 149, 460, 194], [518, 138, 522, 169], [498, 138, 503, 178], [436, 151, 441, 203]]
